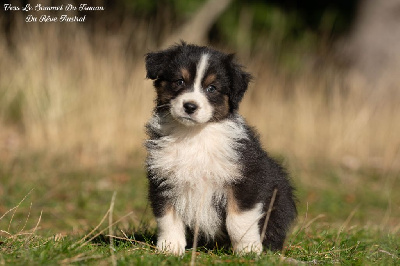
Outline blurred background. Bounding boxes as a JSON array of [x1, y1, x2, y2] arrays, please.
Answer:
[[0, 0, 399, 235]]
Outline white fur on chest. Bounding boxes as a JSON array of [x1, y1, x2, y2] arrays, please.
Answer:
[[147, 115, 248, 237]]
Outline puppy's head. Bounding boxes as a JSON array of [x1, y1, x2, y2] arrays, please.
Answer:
[[145, 42, 251, 126]]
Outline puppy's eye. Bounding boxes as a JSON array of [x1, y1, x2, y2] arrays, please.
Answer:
[[206, 85, 216, 93], [176, 79, 185, 86]]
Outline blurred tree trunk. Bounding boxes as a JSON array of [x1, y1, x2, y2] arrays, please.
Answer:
[[162, 0, 232, 47], [343, 0, 400, 91]]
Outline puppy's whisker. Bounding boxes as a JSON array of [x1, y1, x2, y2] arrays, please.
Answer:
[[159, 112, 171, 119], [156, 104, 171, 109]]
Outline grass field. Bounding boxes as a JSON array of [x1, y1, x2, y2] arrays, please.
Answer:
[[1, 161, 399, 264], [1, 22, 400, 264]]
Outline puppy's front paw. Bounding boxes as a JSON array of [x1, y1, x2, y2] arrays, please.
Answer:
[[157, 237, 186, 256], [233, 241, 263, 255]]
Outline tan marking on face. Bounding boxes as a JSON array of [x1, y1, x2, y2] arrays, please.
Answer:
[[181, 68, 190, 82], [157, 81, 174, 105], [204, 74, 217, 86], [212, 95, 230, 121]]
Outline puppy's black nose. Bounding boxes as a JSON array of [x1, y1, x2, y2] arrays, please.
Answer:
[[183, 102, 198, 114]]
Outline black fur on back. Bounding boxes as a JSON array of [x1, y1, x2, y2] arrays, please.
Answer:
[[234, 123, 297, 250]]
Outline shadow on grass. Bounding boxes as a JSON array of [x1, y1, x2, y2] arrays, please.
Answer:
[[90, 228, 157, 247], [89, 228, 233, 254]]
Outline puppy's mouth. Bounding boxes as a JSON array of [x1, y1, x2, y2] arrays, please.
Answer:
[[175, 116, 199, 125]]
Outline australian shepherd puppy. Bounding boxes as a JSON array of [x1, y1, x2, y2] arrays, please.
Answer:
[[144, 42, 297, 256]]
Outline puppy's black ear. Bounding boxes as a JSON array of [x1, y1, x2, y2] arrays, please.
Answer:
[[145, 51, 168, 80], [225, 54, 252, 111], [145, 43, 185, 80]]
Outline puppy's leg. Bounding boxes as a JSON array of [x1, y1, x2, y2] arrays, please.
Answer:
[[226, 201, 264, 255], [156, 207, 186, 256], [261, 189, 297, 251]]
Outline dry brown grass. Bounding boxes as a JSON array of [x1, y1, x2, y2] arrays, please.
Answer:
[[0, 21, 399, 174], [242, 65, 400, 173], [0, 21, 154, 165]]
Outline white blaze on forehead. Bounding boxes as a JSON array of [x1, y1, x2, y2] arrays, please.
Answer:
[[193, 54, 210, 92]]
